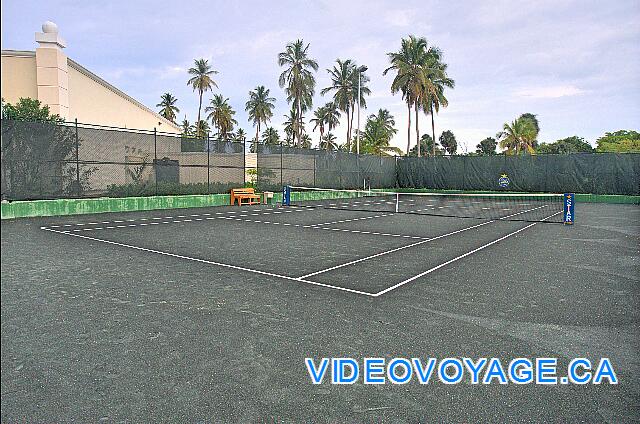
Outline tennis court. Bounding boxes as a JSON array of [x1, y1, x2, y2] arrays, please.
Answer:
[[2, 189, 638, 421], [37, 189, 569, 297]]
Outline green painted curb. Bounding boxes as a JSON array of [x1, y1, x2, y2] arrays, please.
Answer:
[[1, 194, 231, 219]]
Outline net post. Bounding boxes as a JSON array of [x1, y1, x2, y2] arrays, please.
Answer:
[[282, 185, 291, 206], [395, 192, 399, 213], [563, 193, 574, 225], [74, 118, 80, 197]]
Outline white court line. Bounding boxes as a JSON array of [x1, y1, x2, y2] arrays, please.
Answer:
[[296, 220, 492, 279], [45, 210, 421, 240], [296, 204, 550, 279], [41, 207, 307, 229], [373, 211, 562, 297], [41, 228, 376, 297]]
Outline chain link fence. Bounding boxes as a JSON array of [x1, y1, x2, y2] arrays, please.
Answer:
[[1, 119, 245, 200], [396, 153, 640, 195], [3, 119, 637, 200], [256, 144, 397, 191]]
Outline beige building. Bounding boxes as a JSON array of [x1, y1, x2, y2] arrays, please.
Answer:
[[1, 21, 180, 133]]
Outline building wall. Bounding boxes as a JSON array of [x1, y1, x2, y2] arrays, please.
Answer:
[[1, 53, 38, 102], [1, 51, 181, 134], [67, 61, 180, 133]]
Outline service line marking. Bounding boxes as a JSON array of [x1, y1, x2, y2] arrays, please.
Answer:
[[373, 211, 562, 297], [297, 204, 551, 279]]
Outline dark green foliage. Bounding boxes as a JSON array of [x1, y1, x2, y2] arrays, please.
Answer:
[[476, 137, 497, 155], [409, 134, 443, 156], [595, 130, 640, 153], [1, 98, 96, 200], [439, 130, 457, 155], [537, 136, 593, 154]]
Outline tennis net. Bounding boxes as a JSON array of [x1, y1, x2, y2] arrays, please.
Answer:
[[287, 186, 566, 223]]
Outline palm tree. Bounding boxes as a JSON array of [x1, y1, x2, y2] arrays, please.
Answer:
[[322, 59, 356, 149], [310, 105, 328, 147], [324, 102, 341, 135], [180, 117, 193, 137], [261, 127, 280, 145], [195, 119, 210, 138], [372, 109, 396, 137], [234, 128, 247, 142], [355, 109, 400, 156], [300, 133, 312, 149], [384, 37, 420, 155], [156, 93, 179, 123], [278, 40, 319, 147], [422, 53, 455, 156], [311, 102, 342, 150], [245, 85, 276, 145], [350, 65, 371, 150], [283, 105, 304, 146], [187, 59, 218, 137], [320, 132, 339, 150], [205, 94, 237, 139], [518, 113, 540, 148], [498, 117, 538, 155], [384, 36, 444, 157]]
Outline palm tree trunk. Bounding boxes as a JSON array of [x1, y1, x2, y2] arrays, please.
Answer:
[[406, 102, 411, 156], [197, 90, 203, 137], [346, 108, 351, 152], [349, 103, 355, 153], [296, 99, 302, 148], [320, 126, 325, 150], [415, 103, 420, 157], [430, 104, 436, 157]]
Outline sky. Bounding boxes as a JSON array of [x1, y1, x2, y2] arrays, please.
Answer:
[[2, 0, 639, 152]]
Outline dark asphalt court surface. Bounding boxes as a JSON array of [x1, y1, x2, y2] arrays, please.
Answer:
[[1, 201, 638, 422]]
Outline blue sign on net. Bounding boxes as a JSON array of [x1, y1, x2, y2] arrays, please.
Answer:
[[563, 193, 574, 225], [283, 186, 291, 206]]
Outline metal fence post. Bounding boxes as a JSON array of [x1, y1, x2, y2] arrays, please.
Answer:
[[544, 154, 549, 193], [207, 133, 211, 193], [313, 150, 316, 187], [462, 155, 467, 191], [154, 127, 158, 196], [74, 118, 80, 197], [280, 140, 284, 189], [242, 138, 246, 186]]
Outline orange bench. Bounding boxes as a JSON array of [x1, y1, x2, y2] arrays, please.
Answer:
[[230, 188, 261, 206]]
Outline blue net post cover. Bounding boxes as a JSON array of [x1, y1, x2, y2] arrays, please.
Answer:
[[283, 185, 291, 206], [563, 193, 575, 225]]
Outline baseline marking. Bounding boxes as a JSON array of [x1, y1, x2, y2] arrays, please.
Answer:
[[373, 211, 562, 296], [43, 211, 419, 240], [41, 228, 376, 297]]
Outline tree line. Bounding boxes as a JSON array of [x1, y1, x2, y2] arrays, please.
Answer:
[[156, 37, 638, 156], [156, 36, 453, 157]]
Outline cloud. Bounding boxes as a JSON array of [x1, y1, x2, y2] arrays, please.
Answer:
[[384, 10, 413, 27], [514, 85, 587, 99]]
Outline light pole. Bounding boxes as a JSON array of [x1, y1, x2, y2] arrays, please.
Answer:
[[356, 65, 368, 155]]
